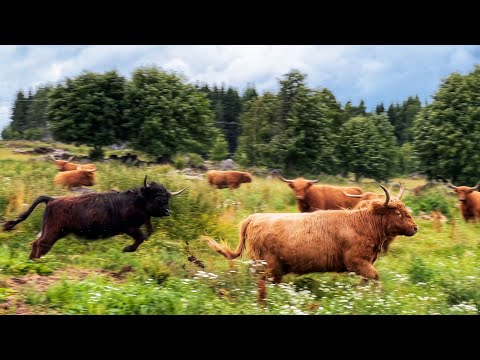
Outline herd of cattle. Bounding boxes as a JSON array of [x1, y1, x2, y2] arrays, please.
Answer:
[[2, 157, 480, 288]]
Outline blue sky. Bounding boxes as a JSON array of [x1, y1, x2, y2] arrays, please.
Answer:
[[1, 45, 479, 131]]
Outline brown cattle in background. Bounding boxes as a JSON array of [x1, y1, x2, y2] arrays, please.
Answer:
[[207, 185, 417, 286], [54, 168, 97, 189], [278, 176, 363, 211], [50, 155, 96, 172], [441, 178, 480, 222], [207, 170, 253, 189]]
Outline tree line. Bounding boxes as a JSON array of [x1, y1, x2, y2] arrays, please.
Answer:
[[2, 65, 480, 183]]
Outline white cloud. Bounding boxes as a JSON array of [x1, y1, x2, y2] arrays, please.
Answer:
[[1, 45, 479, 133]]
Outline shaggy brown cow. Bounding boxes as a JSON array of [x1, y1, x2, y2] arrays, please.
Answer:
[[3, 176, 186, 259], [345, 183, 405, 252], [207, 185, 417, 284], [278, 176, 363, 211], [54, 168, 97, 189], [207, 170, 253, 189], [442, 178, 480, 222], [50, 155, 96, 172]]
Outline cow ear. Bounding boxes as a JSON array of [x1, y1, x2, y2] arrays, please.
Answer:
[[288, 183, 294, 188]]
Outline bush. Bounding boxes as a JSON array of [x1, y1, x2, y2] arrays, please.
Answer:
[[404, 188, 455, 219], [407, 255, 434, 284]]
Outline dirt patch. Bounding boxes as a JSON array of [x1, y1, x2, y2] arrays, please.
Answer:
[[1, 267, 133, 315]]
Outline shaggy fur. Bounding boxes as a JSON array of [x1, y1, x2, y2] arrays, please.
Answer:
[[207, 170, 253, 189], [444, 180, 480, 222], [3, 177, 186, 259], [281, 177, 363, 212], [207, 187, 417, 283], [53, 159, 96, 172], [53, 169, 97, 189]]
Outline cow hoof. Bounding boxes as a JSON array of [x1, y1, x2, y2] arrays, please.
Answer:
[[122, 245, 136, 252]]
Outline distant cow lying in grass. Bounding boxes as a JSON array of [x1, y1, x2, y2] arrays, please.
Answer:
[[54, 168, 97, 189], [50, 155, 96, 172], [3, 176, 186, 259], [207, 170, 253, 189], [206, 185, 417, 284]]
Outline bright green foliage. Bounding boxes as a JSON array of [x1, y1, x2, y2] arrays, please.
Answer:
[[413, 66, 480, 183], [47, 70, 127, 159], [209, 132, 229, 161], [125, 67, 216, 160], [338, 114, 398, 181]]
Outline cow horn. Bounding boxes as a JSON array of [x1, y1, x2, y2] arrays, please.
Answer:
[[86, 168, 96, 173], [67, 156, 74, 162], [309, 179, 320, 184], [342, 191, 363, 198], [469, 182, 480, 191], [169, 187, 187, 197], [380, 185, 391, 207], [143, 175, 148, 188], [49, 154, 56, 161], [397, 181, 404, 199], [278, 175, 294, 183], [445, 179, 458, 189]]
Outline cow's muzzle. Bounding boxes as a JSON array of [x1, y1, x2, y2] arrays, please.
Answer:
[[295, 196, 304, 200]]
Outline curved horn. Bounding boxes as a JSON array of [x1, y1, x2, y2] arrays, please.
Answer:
[[397, 181, 404, 199], [342, 191, 363, 198], [67, 156, 74, 162], [380, 185, 391, 207], [49, 154, 57, 161], [144, 175, 148, 188], [169, 187, 187, 197], [86, 168, 96, 173], [469, 182, 480, 191], [445, 179, 458, 189], [309, 179, 320, 184], [278, 175, 294, 183]]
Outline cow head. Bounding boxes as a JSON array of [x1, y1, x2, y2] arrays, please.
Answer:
[[51, 155, 76, 171], [444, 179, 480, 202], [279, 176, 320, 200], [140, 175, 187, 217], [369, 184, 417, 236], [79, 168, 97, 186], [242, 172, 253, 184]]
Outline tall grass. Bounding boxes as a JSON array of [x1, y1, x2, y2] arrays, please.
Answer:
[[0, 141, 478, 314]]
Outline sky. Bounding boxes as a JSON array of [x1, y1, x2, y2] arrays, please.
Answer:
[[1, 45, 480, 131]]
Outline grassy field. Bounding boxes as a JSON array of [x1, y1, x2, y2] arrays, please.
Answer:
[[0, 141, 478, 315]]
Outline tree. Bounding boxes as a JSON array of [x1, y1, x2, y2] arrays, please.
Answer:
[[47, 70, 127, 159], [338, 115, 398, 181], [25, 86, 53, 139], [376, 103, 385, 114], [413, 67, 480, 183], [209, 132, 229, 161], [125, 66, 216, 160], [236, 92, 280, 167], [222, 87, 242, 154], [10, 91, 29, 133]]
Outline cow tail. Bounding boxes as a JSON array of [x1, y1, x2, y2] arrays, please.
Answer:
[[206, 217, 252, 260], [3, 196, 54, 231]]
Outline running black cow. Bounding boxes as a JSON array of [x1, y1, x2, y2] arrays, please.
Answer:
[[3, 176, 186, 259]]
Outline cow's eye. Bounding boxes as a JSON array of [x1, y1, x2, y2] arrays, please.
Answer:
[[396, 211, 402, 217]]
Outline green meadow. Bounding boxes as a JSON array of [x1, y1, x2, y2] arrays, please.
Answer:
[[0, 141, 478, 315]]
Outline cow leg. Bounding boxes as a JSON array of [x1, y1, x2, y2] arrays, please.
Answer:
[[123, 228, 146, 252], [144, 218, 153, 240], [344, 257, 379, 281], [30, 226, 64, 259], [382, 236, 395, 252]]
